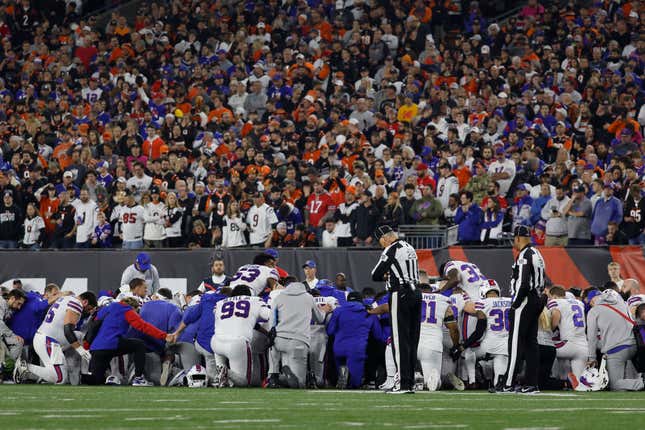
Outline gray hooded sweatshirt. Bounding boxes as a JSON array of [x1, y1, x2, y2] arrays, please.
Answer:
[[271, 282, 326, 347], [586, 290, 635, 360]]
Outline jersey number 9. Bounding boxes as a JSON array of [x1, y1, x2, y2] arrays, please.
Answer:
[[220, 300, 250, 319]]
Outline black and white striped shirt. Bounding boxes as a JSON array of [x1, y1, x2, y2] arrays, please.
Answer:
[[510, 244, 546, 306], [371, 239, 419, 291]]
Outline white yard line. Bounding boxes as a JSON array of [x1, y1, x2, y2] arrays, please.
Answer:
[[212, 419, 281, 424]]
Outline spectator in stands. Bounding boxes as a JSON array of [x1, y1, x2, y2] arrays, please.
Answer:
[[511, 185, 533, 230], [564, 185, 593, 246], [379, 192, 404, 230], [480, 199, 504, 246], [443, 194, 459, 225], [455, 191, 483, 245], [143, 186, 166, 249], [530, 183, 553, 226], [409, 186, 442, 226], [437, 163, 460, 210], [622, 184, 645, 245], [541, 185, 570, 247], [321, 219, 339, 249], [352, 191, 380, 247], [399, 184, 418, 225], [591, 184, 624, 245], [465, 162, 490, 206], [606, 221, 629, 246], [0, 191, 22, 249], [0, 0, 640, 253], [488, 148, 516, 197]]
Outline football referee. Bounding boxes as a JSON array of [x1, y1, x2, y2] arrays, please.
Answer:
[[500, 225, 546, 394], [371, 225, 421, 394]]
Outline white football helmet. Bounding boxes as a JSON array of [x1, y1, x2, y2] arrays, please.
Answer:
[[97, 296, 115, 308], [105, 375, 122, 385], [480, 279, 501, 298], [186, 365, 208, 388], [575, 357, 609, 392]]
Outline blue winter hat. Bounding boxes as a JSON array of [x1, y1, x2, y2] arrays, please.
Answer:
[[136, 252, 151, 271]]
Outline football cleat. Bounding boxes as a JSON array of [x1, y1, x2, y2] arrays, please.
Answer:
[[306, 370, 318, 389], [337, 366, 349, 389], [379, 376, 396, 391], [12, 357, 28, 384], [426, 369, 440, 392], [131, 376, 154, 387], [446, 373, 465, 391], [519, 385, 540, 394], [386, 388, 414, 394], [266, 373, 280, 389], [282, 365, 299, 388], [215, 365, 228, 388]]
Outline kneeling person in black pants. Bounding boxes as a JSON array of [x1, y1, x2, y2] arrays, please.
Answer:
[[84, 297, 176, 386]]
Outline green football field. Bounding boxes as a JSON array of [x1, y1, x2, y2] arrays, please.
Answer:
[[1, 386, 643, 429]]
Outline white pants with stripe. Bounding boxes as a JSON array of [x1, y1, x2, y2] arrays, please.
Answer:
[[417, 345, 442, 385], [555, 341, 587, 379], [27, 332, 67, 384], [213, 336, 252, 387]]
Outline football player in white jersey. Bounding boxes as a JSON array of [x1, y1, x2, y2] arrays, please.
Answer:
[[473, 279, 512, 387], [627, 294, 645, 318], [418, 286, 460, 391], [14, 292, 97, 384], [546, 285, 588, 382], [440, 260, 489, 387], [211, 285, 271, 387], [229, 253, 281, 296], [309, 289, 339, 388], [440, 287, 469, 390]]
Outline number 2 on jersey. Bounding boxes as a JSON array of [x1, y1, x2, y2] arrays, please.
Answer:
[[571, 304, 584, 327]]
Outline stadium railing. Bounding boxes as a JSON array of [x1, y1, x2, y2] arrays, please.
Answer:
[[397, 225, 459, 250]]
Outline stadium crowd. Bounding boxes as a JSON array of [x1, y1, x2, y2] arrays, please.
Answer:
[[0, 0, 643, 250], [1, 251, 644, 392]]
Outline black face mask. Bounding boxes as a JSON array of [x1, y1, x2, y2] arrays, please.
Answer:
[[487, 190, 495, 196]]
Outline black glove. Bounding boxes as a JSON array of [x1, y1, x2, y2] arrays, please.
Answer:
[[450, 344, 464, 361], [267, 327, 277, 348]]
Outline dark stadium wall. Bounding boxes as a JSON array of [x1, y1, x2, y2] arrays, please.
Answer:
[[0, 247, 643, 295]]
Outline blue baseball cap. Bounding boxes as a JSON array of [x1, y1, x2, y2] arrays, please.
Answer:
[[586, 289, 601, 304], [136, 252, 151, 271], [316, 279, 333, 289], [265, 248, 279, 259], [302, 260, 316, 269]]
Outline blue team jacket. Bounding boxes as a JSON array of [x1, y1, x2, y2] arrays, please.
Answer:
[[127, 300, 182, 353], [327, 301, 383, 358], [90, 302, 166, 351], [182, 291, 227, 352], [8, 291, 50, 345]]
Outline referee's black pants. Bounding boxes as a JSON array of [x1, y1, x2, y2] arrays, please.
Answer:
[[83, 338, 148, 385], [504, 292, 543, 388], [389, 287, 422, 391]]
